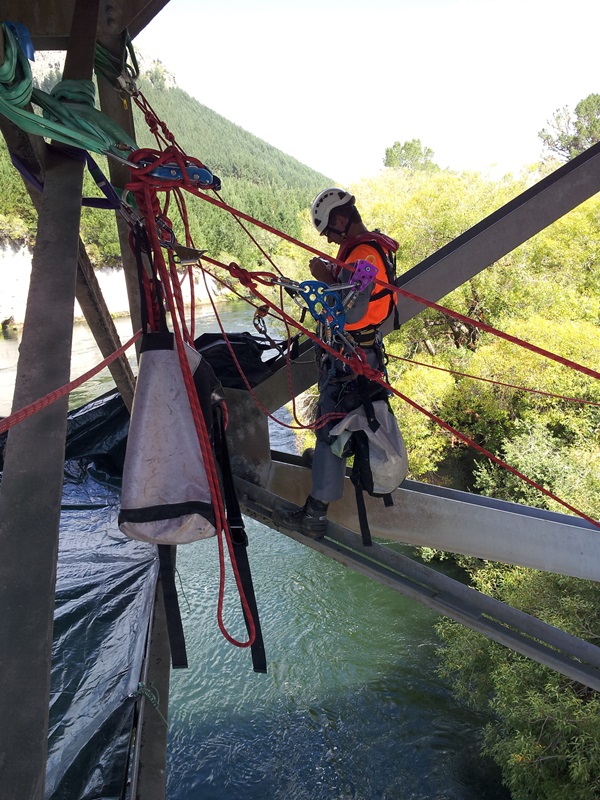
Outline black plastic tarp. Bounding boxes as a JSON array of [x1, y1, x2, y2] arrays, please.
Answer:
[[194, 331, 300, 389], [2, 392, 159, 800]]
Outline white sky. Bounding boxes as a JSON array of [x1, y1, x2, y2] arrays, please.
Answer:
[[135, 0, 600, 185]]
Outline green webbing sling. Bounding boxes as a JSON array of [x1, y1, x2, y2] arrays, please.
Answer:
[[94, 31, 140, 91], [0, 22, 137, 158]]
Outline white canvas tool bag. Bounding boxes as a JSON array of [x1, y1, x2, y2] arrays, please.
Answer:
[[119, 332, 217, 544], [330, 400, 408, 496]]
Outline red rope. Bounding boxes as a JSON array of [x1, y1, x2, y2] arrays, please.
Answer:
[[0, 331, 141, 437], [120, 99, 599, 534], [195, 264, 321, 430], [389, 280, 600, 381], [199, 261, 346, 432], [187, 189, 600, 383], [213, 189, 285, 276], [206, 259, 378, 426], [387, 354, 600, 406], [132, 92, 184, 153], [189, 187, 332, 260], [123, 116, 263, 646], [203, 254, 600, 512], [128, 179, 256, 649], [390, 384, 600, 529], [126, 86, 598, 388], [197, 257, 600, 529]]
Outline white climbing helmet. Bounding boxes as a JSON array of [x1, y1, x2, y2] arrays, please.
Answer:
[[311, 188, 354, 233]]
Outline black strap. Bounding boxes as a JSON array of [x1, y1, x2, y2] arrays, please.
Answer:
[[351, 327, 378, 346], [133, 223, 169, 334], [157, 544, 188, 669], [357, 375, 380, 433], [214, 407, 267, 673], [353, 481, 373, 547]]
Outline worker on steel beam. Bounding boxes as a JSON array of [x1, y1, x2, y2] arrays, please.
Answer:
[[274, 188, 400, 539]]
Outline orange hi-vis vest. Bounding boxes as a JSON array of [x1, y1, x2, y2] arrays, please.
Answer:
[[336, 232, 399, 332]]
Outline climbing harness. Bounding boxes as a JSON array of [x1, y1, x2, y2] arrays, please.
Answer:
[[336, 231, 399, 330]]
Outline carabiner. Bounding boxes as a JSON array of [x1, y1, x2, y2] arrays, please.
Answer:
[[253, 305, 269, 335], [155, 217, 176, 249]]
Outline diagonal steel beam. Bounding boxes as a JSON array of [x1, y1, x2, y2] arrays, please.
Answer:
[[265, 453, 600, 582], [388, 142, 600, 327], [238, 476, 600, 692]]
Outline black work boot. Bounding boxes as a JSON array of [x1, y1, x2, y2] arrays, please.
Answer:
[[273, 496, 329, 540]]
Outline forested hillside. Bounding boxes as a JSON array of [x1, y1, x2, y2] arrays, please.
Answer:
[[130, 75, 331, 269], [0, 63, 330, 268]]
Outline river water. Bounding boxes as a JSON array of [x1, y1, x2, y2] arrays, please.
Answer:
[[0, 301, 507, 800]]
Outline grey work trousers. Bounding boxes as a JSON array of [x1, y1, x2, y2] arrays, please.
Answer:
[[310, 347, 382, 503]]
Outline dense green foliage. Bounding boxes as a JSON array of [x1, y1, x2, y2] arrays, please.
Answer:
[[350, 167, 600, 500], [384, 138, 439, 171], [437, 570, 600, 800], [539, 93, 600, 161]]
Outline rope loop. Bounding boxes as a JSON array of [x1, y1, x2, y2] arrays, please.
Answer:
[[0, 24, 33, 106], [228, 262, 256, 288], [51, 79, 96, 109], [94, 33, 140, 94], [144, 110, 159, 134], [250, 271, 280, 287]]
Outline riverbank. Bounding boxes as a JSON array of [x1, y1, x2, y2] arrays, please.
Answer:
[[0, 242, 218, 324]]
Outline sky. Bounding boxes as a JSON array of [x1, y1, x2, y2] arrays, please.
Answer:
[[135, 0, 600, 186]]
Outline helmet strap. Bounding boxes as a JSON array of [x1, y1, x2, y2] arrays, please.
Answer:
[[341, 215, 353, 239]]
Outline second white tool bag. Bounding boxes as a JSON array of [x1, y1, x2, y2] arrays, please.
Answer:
[[330, 398, 408, 546], [119, 331, 220, 544], [330, 399, 408, 496]]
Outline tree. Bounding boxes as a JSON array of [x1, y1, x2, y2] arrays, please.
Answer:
[[383, 138, 439, 171], [538, 93, 600, 161]]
